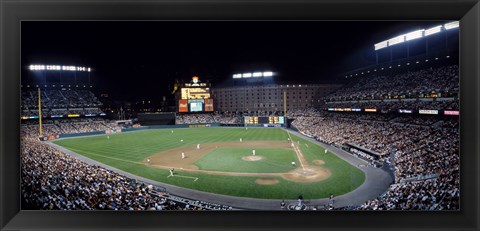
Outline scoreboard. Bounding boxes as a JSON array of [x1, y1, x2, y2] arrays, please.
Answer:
[[181, 87, 211, 100], [177, 77, 213, 113], [244, 116, 285, 125]]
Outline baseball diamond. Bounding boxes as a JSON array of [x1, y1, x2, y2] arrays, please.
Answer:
[[52, 127, 365, 200]]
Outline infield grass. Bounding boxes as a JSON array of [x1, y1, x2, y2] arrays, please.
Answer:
[[195, 147, 297, 173]]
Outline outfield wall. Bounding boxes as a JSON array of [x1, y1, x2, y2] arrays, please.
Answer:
[[57, 123, 227, 138], [59, 131, 105, 138]]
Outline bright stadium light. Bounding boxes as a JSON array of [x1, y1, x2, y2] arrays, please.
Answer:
[[242, 73, 252, 78], [425, 26, 442, 36], [388, 35, 405, 46], [374, 41, 388, 51], [232, 74, 242, 78], [88, 68, 91, 72], [263, 71, 273, 77], [405, 29, 424, 41], [444, 21, 459, 30], [252, 72, 263, 77]]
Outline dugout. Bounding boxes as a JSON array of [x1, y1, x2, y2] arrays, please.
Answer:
[[345, 143, 387, 160], [137, 112, 175, 125]]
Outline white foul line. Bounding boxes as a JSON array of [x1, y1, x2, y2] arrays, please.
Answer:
[[287, 131, 306, 171], [168, 175, 198, 182]]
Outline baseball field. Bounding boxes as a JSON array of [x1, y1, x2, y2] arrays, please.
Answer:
[[52, 127, 365, 199]]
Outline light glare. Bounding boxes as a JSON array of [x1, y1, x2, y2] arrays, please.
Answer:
[[444, 21, 459, 30], [425, 26, 442, 36], [405, 29, 424, 41], [252, 72, 263, 77], [262, 71, 273, 77]]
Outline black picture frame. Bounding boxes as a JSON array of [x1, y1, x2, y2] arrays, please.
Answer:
[[1, 0, 479, 230]]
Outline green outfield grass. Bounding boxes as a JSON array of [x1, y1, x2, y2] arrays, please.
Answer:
[[53, 127, 365, 199]]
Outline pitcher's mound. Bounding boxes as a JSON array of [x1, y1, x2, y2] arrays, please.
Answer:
[[242, 156, 263, 161], [312, 159, 325, 165], [255, 178, 279, 185]]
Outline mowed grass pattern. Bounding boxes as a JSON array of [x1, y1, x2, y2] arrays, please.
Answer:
[[53, 128, 365, 199], [195, 147, 297, 173]]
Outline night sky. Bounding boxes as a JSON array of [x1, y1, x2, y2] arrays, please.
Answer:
[[21, 21, 449, 101]]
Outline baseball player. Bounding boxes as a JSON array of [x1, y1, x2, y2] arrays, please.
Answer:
[[240, 138, 242, 142], [325, 149, 328, 154], [291, 143, 295, 148], [197, 144, 200, 149], [147, 158, 151, 165], [180, 139, 184, 143], [107, 135, 110, 140], [181, 152, 185, 159], [291, 161, 296, 167], [252, 149, 256, 156], [169, 168, 174, 177], [171, 130, 174, 134]]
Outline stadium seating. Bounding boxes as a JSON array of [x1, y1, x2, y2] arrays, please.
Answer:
[[21, 89, 104, 117]]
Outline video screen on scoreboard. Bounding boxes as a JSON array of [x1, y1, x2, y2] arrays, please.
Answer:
[[189, 99, 204, 112], [181, 87, 211, 100], [178, 99, 214, 113]]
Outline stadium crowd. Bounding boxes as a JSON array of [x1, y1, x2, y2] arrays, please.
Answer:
[[175, 111, 242, 125], [21, 118, 118, 137], [325, 65, 459, 102], [325, 99, 459, 111], [21, 89, 104, 117], [21, 121, 234, 210], [290, 107, 459, 210]]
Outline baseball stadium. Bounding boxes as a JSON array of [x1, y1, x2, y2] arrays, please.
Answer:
[[20, 21, 459, 211]]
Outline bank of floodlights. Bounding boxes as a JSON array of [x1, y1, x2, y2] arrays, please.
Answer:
[[232, 71, 274, 79], [29, 64, 92, 72], [374, 21, 459, 51]]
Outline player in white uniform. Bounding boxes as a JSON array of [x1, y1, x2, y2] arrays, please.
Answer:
[[325, 149, 328, 154], [169, 168, 174, 177], [182, 152, 185, 159], [107, 135, 110, 140], [147, 158, 150, 165], [291, 161, 296, 167], [197, 144, 200, 149], [252, 150, 256, 156], [240, 138, 242, 142]]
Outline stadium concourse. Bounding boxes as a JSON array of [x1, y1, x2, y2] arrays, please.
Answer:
[[20, 62, 459, 210]]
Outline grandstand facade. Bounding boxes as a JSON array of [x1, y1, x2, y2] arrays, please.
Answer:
[[212, 83, 342, 113]]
